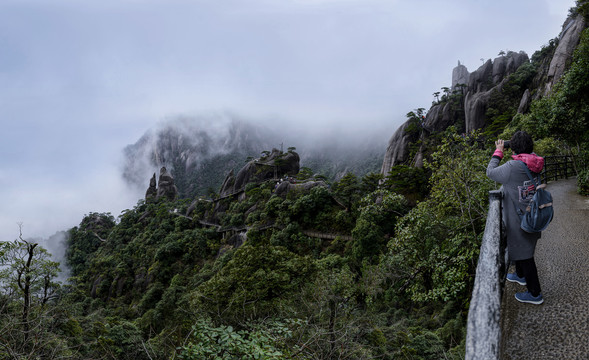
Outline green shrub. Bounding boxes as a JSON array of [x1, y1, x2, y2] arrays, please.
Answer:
[[383, 165, 429, 203], [192, 244, 315, 321], [578, 169, 589, 195], [534, 137, 565, 156], [351, 190, 408, 263], [178, 318, 294, 360], [384, 132, 494, 303], [95, 320, 146, 360]]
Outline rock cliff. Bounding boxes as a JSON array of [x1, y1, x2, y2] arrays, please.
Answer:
[[424, 101, 463, 133], [381, 51, 528, 174], [464, 52, 529, 133], [381, 13, 587, 177], [517, 89, 532, 114], [544, 14, 586, 95], [380, 120, 420, 173], [219, 148, 300, 197]]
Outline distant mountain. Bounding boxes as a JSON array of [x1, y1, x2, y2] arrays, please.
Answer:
[[123, 114, 387, 199]]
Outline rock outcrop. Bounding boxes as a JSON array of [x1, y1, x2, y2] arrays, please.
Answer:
[[144, 167, 179, 201], [464, 52, 529, 133], [145, 173, 157, 200], [218, 170, 236, 197], [452, 61, 470, 90], [424, 101, 463, 133], [156, 167, 179, 201], [468, 59, 494, 93], [517, 88, 532, 114], [380, 120, 420, 174], [125, 117, 275, 199], [274, 180, 327, 197], [382, 51, 532, 175], [380, 12, 587, 180], [544, 14, 586, 95], [219, 149, 300, 197], [464, 90, 492, 133], [492, 52, 528, 85]]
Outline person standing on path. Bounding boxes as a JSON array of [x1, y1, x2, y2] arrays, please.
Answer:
[[486, 131, 545, 305]]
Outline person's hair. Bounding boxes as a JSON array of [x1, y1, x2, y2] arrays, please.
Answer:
[[510, 131, 533, 154]]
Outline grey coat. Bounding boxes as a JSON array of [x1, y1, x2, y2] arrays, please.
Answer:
[[487, 157, 541, 260]]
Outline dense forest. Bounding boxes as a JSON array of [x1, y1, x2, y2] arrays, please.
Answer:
[[2, 2, 589, 358]]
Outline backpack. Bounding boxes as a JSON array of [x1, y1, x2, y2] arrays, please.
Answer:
[[515, 161, 554, 233]]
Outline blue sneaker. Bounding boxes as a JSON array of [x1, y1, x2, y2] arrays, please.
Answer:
[[506, 273, 526, 286], [515, 291, 544, 305]]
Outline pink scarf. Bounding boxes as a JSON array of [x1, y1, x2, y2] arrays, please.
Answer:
[[512, 153, 544, 173]]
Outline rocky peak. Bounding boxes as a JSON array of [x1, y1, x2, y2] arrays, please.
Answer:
[[463, 51, 530, 133], [380, 12, 587, 180], [145, 167, 179, 201], [382, 51, 533, 175], [423, 100, 463, 134], [467, 59, 493, 93], [452, 61, 469, 91], [157, 167, 178, 201], [145, 173, 157, 200]]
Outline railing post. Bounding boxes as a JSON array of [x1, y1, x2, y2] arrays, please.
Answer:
[[465, 190, 504, 360]]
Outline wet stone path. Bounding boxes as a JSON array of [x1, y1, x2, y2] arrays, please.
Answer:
[[500, 177, 589, 359]]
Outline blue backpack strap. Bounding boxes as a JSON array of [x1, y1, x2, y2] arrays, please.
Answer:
[[516, 160, 539, 187], [513, 160, 538, 218]]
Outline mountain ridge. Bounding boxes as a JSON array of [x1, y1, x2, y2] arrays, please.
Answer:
[[123, 114, 387, 198]]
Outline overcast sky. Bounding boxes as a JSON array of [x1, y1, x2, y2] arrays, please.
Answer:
[[0, 0, 575, 246]]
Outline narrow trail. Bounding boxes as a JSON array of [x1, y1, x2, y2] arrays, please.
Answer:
[[500, 177, 589, 359]]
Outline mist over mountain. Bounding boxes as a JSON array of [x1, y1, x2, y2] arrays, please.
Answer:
[[123, 114, 388, 198], [123, 115, 273, 198], [43, 231, 70, 282], [123, 10, 587, 199]]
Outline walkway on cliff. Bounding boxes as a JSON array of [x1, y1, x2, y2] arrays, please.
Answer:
[[500, 177, 589, 359]]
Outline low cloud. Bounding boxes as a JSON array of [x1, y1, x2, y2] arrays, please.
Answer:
[[0, 161, 142, 247], [0, 0, 575, 250]]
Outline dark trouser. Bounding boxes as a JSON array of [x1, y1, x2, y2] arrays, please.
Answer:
[[515, 257, 542, 297]]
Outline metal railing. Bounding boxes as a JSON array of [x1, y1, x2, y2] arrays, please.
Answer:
[[465, 190, 507, 359], [541, 155, 577, 183]]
